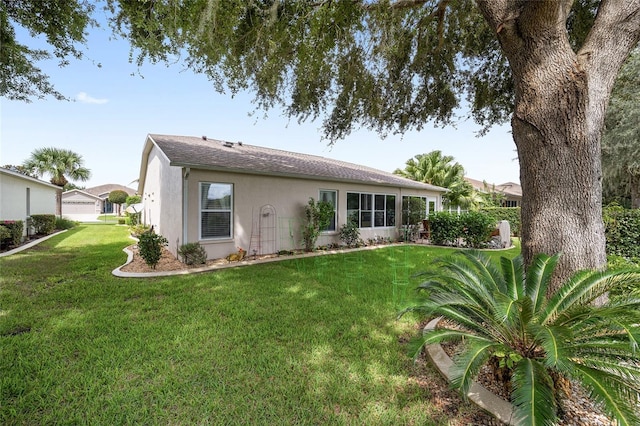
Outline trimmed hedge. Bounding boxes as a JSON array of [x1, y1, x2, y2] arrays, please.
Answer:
[[429, 210, 507, 248], [429, 212, 463, 246], [30, 214, 56, 235], [0, 220, 24, 246], [603, 205, 640, 260], [478, 207, 521, 236]]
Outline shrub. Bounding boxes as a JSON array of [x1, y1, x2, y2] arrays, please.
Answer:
[[339, 220, 361, 248], [603, 204, 640, 260], [479, 207, 521, 236], [30, 214, 56, 235], [428, 212, 462, 246], [129, 224, 151, 238], [125, 195, 141, 205], [125, 211, 141, 226], [178, 242, 208, 265], [401, 196, 426, 242], [0, 220, 24, 246], [459, 211, 495, 248], [118, 218, 126, 225], [0, 226, 11, 247], [404, 251, 640, 426], [137, 230, 168, 269], [55, 217, 77, 230], [301, 197, 334, 252]]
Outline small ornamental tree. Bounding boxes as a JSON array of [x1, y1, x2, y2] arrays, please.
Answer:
[[137, 230, 168, 269], [108, 190, 128, 216], [301, 197, 334, 252]]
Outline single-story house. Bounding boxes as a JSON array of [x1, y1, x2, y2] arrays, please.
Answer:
[[62, 184, 136, 221], [0, 166, 58, 238], [465, 177, 522, 207], [137, 134, 448, 260]]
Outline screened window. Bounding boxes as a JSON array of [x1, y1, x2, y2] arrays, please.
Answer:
[[200, 182, 233, 239], [347, 192, 396, 228], [319, 190, 337, 232]]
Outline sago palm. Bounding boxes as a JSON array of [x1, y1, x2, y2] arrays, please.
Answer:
[[406, 250, 640, 426]]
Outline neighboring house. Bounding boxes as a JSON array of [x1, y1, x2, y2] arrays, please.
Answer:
[[465, 177, 522, 207], [0, 166, 58, 238], [138, 134, 448, 260], [62, 184, 136, 221]]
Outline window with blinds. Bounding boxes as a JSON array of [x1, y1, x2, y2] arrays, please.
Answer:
[[200, 182, 233, 239]]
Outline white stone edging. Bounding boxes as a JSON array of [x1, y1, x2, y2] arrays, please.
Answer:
[[424, 316, 521, 426], [0, 230, 67, 258]]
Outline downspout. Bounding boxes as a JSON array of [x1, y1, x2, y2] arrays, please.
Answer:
[[182, 167, 190, 248]]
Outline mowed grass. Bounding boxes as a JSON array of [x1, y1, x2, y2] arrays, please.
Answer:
[[0, 224, 519, 425]]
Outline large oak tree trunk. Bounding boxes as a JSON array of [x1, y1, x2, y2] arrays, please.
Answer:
[[476, 1, 640, 292]]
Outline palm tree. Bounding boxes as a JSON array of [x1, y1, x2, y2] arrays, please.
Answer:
[[405, 251, 640, 426], [394, 151, 465, 186], [394, 151, 480, 209], [23, 147, 91, 216]]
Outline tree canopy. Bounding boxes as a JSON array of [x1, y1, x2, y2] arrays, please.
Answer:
[[22, 147, 91, 188], [0, 0, 96, 102], [4, 1, 640, 287], [393, 150, 478, 208]]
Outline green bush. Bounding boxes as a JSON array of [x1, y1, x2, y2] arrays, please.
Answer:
[[603, 204, 640, 261], [301, 197, 334, 252], [178, 242, 208, 265], [129, 224, 151, 238], [0, 225, 11, 246], [55, 217, 77, 230], [460, 211, 495, 248], [339, 220, 362, 248], [30, 214, 56, 235], [478, 207, 521, 236], [0, 220, 24, 246], [428, 212, 462, 246], [137, 230, 168, 269], [404, 251, 640, 426]]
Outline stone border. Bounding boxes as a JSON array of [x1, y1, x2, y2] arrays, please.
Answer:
[[112, 240, 519, 278], [111, 242, 407, 278], [423, 317, 521, 426], [0, 230, 67, 258]]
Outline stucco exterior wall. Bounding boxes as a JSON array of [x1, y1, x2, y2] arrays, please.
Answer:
[[141, 146, 183, 255], [182, 169, 442, 260], [0, 171, 57, 236]]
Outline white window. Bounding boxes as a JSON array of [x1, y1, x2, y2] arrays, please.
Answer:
[[319, 190, 337, 232], [200, 182, 233, 239], [347, 192, 396, 228]]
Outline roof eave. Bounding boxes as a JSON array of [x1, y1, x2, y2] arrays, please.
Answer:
[[169, 161, 447, 193]]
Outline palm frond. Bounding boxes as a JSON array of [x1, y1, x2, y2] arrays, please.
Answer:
[[501, 255, 524, 300], [530, 324, 571, 370], [572, 365, 640, 426], [456, 250, 507, 294], [542, 270, 640, 325], [524, 253, 559, 314], [511, 358, 557, 426], [449, 339, 497, 397]]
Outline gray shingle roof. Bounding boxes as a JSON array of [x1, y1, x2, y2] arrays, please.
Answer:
[[148, 134, 447, 192]]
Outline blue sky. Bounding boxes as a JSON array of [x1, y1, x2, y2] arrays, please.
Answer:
[[1, 15, 520, 190]]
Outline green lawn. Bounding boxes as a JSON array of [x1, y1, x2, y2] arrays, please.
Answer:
[[0, 224, 519, 425]]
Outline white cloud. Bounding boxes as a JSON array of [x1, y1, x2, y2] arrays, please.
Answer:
[[76, 92, 109, 105]]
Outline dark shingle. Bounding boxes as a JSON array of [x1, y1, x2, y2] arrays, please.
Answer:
[[149, 134, 446, 192]]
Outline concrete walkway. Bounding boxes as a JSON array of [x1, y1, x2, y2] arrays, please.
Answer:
[[0, 230, 67, 258]]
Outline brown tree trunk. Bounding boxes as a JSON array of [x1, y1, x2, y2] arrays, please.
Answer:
[[476, 1, 640, 292]]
